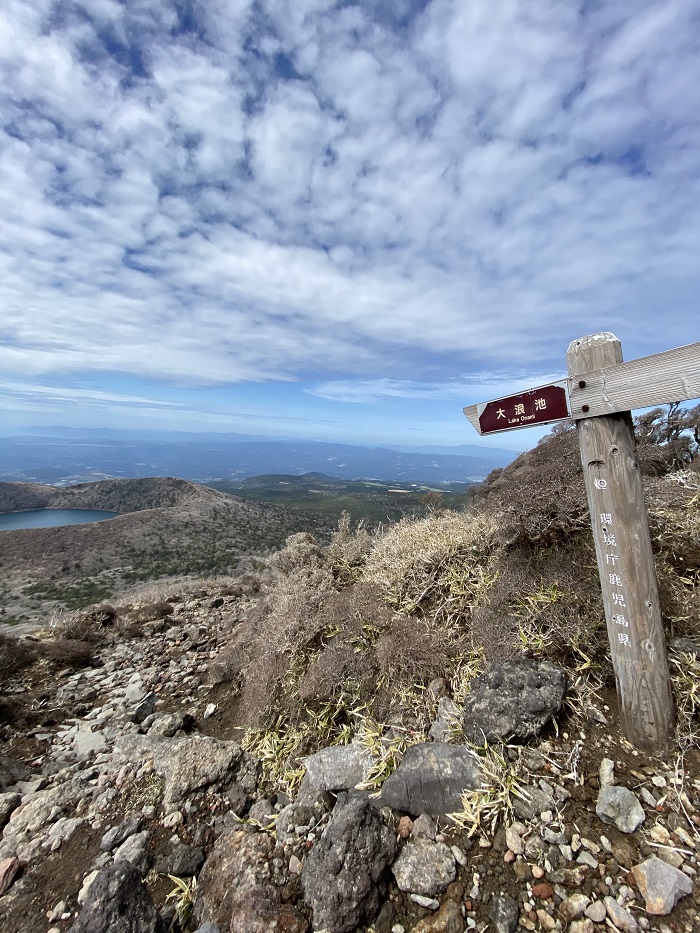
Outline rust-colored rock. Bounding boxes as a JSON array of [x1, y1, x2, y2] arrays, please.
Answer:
[[0, 857, 21, 896], [446, 881, 465, 902], [532, 882, 553, 900]]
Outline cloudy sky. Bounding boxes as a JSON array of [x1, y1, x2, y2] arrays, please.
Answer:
[[1, 0, 699, 450]]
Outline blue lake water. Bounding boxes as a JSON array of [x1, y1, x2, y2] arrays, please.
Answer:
[[0, 509, 119, 531]]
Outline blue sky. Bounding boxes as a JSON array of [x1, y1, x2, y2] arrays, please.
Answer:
[[1, 0, 699, 451]]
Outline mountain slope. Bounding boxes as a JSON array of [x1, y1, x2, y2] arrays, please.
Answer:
[[0, 478, 333, 624]]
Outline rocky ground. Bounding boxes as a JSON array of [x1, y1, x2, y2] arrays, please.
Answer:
[[0, 585, 698, 933]]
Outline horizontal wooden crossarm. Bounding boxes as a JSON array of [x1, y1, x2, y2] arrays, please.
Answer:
[[569, 341, 700, 420], [463, 340, 700, 434]]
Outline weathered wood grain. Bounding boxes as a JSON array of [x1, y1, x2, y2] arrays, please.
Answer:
[[462, 404, 481, 433], [567, 333, 674, 756], [569, 340, 700, 419]]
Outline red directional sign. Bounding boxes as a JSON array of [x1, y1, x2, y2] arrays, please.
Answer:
[[475, 381, 571, 435]]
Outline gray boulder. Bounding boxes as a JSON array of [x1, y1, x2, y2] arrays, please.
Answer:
[[112, 734, 258, 811], [67, 861, 165, 933], [113, 831, 151, 877], [0, 756, 31, 792], [100, 812, 144, 852], [462, 659, 566, 743], [380, 743, 482, 817], [154, 843, 204, 877], [301, 793, 397, 933], [428, 697, 461, 743], [303, 742, 373, 791], [0, 793, 21, 831], [194, 828, 306, 933], [275, 801, 316, 844]]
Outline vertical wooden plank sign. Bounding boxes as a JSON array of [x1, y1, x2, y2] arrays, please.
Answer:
[[464, 334, 700, 756], [566, 333, 674, 756]]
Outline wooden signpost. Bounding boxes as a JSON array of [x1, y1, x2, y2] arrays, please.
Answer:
[[464, 333, 700, 757]]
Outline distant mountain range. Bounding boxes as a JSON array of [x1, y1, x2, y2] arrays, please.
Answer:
[[0, 429, 518, 485]]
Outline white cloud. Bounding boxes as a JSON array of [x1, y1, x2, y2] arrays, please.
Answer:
[[308, 371, 567, 404], [1, 0, 699, 396]]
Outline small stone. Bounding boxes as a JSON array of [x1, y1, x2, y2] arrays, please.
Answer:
[[531, 865, 545, 879], [560, 893, 591, 921], [536, 908, 557, 931], [48, 900, 67, 923], [488, 895, 519, 933], [503, 850, 516, 863], [410, 894, 440, 909], [584, 900, 607, 923], [532, 882, 553, 900], [409, 899, 464, 933], [648, 824, 671, 844], [505, 823, 525, 855], [603, 896, 639, 933], [632, 856, 693, 915], [0, 792, 21, 830], [599, 759, 615, 787], [612, 839, 636, 867], [392, 839, 456, 896], [446, 881, 464, 902], [576, 850, 599, 869], [77, 871, 100, 905], [397, 815, 413, 839], [412, 814, 437, 841], [203, 703, 217, 719], [112, 830, 151, 876], [162, 811, 183, 828], [596, 785, 645, 834], [658, 847, 684, 869], [450, 845, 468, 867], [569, 921, 594, 933], [289, 854, 302, 874]]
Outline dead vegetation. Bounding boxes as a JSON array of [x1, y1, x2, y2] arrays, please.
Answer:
[[221, 422, 700, 790], [0, 631, 96, 690]]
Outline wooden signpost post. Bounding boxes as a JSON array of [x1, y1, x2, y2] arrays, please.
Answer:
[[463, 333, 700, 757]]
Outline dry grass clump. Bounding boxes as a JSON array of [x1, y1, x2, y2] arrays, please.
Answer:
[[0, 632, 39, 681], [0, 632, 96, 692], [362, 509, 499, 624], [479, 428, 589, 545], [326, 511, 373, 586], [222, 533, 335, 726], [295, 583, 389, 704], [645, 484, 699, 643], [374, 616, 456, 683], [45, 605, 114, 643], [669, 645, 700, 751]]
